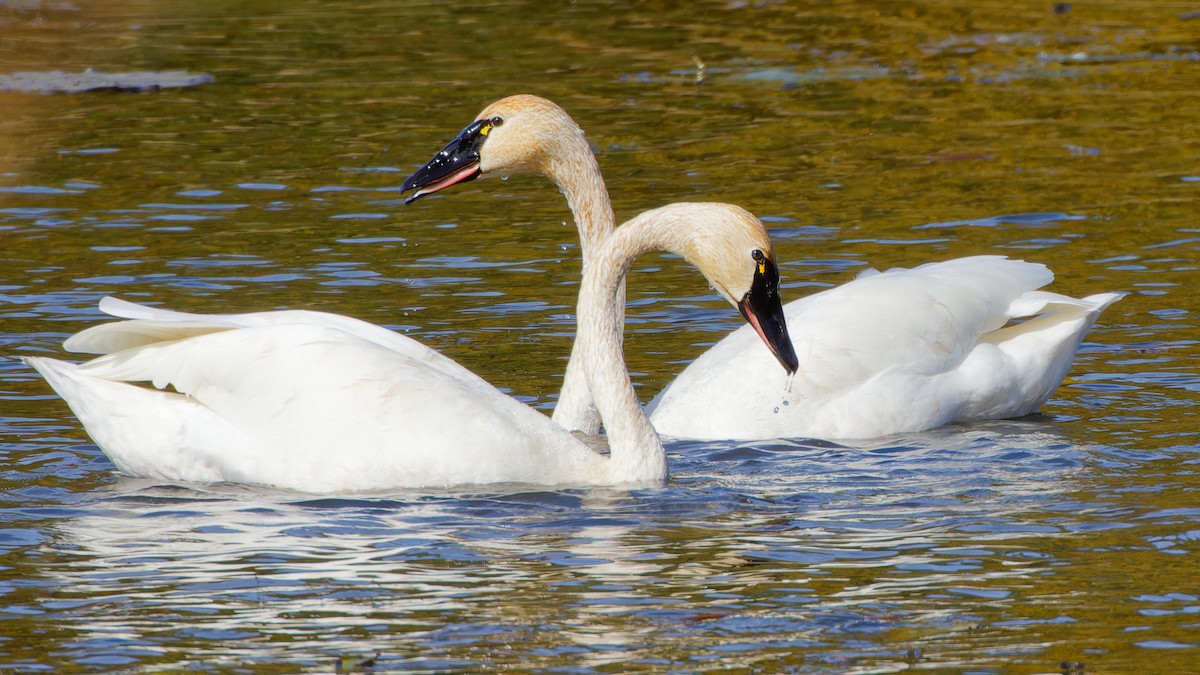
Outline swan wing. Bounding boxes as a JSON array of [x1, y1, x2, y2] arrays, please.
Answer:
[[65, 296, 467, 383], [648, 256, 1119, 440], [29, 322, 603, 491]]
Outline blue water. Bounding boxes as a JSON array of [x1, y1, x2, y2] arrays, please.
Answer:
[[2, 413, 1164, 672], [2, 0, 1198, 671]]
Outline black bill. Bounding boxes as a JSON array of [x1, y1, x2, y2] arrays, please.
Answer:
[[400, 118, 494, 205], [737, 255, 799, 375]]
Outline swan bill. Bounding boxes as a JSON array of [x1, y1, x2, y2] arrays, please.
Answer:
[[401, 118, 492, 204], [738, 256, 799, 375]]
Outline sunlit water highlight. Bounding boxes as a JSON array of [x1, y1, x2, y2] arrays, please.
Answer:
[[1, 0, 1197, 672]]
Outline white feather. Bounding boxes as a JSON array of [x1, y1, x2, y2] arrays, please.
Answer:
[[25, 203, 776, 492], [406, 96, 1123, 441], [647, 256, 1123, 439]]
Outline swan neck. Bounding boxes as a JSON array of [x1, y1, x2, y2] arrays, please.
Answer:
[[578, 219, 665, 483], [546, 135, 614, 258], [546, 124, 618, 436]]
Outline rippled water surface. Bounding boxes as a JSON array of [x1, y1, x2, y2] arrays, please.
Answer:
[[1, 0, 1198, 672]]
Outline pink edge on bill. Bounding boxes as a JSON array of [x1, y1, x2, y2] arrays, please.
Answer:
[[411, 163, 480, 200]]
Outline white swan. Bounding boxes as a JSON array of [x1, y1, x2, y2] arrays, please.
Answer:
[[23, 203, 797, 492], [650, 257, 1122, 439], [400, 94, 1124, 440], [402, 95, 619, 436]]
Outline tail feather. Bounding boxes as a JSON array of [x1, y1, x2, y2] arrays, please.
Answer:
[[99, 296, 196, 321], [65, 321, 231, 355], [1007, 290, 1125, 321], [65, 297, 241, 355], [958, 290, 1124, 419], [22, 355, 249, 482]]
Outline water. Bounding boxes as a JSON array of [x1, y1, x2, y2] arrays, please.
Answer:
[[1, 0, 1197, 672]]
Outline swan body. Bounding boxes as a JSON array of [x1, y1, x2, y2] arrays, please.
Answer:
[[647, 257, 1123, 439], [401, 94, 1123, 441], [26, 203, 795, 492]]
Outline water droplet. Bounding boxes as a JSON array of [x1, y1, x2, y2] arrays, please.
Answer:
[[782, 400, 789, 406], [773, 407, 779, 414], [501, 175, 510, 181]]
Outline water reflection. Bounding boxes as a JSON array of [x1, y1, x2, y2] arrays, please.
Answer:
[[22, 423, 1098, 670], [1, 0, 1197, 670]]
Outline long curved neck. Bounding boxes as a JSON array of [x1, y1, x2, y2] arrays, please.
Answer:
[[577, 214, 666, 483], [544, 126, 622, 436], [546, 141, 614, 258]]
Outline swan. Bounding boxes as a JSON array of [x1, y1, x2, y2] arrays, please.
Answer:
[[400, 94, 1124, 440], [23, 202, 797, 492], [402, 95, 619, 436]]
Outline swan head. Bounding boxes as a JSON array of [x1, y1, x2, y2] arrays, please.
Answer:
[[645, 203, 800, 376], [401, 95, 582, 204]]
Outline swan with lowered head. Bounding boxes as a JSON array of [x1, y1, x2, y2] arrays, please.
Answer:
[[24, 202, 797, 492], [401, 94, 1123, 440]]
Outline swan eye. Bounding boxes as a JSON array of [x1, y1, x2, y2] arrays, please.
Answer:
[[751, 249, 767, 274], [479, 116, 504, 137]]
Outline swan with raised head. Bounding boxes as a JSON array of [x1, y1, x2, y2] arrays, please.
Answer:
[[402, 95, 618, 436], [24, 202, 797, 492], [400, 94, 1123, 440]]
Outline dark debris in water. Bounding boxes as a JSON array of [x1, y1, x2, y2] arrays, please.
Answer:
[[335, 650, 381, 673], [0, 69, 214, 94]]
